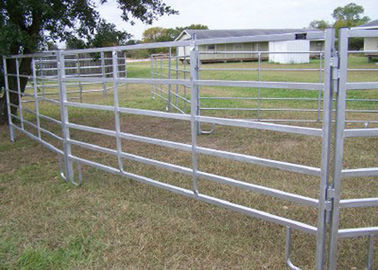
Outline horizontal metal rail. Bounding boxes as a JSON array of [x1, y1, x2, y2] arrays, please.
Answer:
[[68, 138, 319, 207], [344, 128, 378, 138], [195, 80, 323, 90], [339, 198, 378, 208], [341, 167, 378, 178], [199, 50, 323, 55], [68, 154, 318, 235], [67, 121, 321, 176], [346, 82, 378, 90], [338, 227, 378, 238], [4, 27, 377, 270], [66, 101, 323, 136]]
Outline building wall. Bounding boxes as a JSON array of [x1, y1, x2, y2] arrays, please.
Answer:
[[198, 42, 268, 61], [268, 40, 310, 64], [310, 41, 324, 55], [364, 37, 378, 56], [176, 35, 324, 62]]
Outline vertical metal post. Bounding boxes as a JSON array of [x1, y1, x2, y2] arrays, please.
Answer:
[[190, 47, 199, 195], [183, 48, 187, 112], [31, 58, 41, 139], [192, 34, 201, 134], [367, 235, 375, 270], [168, 47, 172, 111], [38, 58, 45, 98], [57, 50, 74, 182], [257, 52, 261, 120], [175, 47, 179, 107], [3, 57, 14, 142], [317, 52, 323, 122], [100, 51, 106, 95], [160, 56, 163, 98], [315, 28, 335, 270], [15, 58, 24, 130], [150, 54, 154, 99], [328, 28, 349, 270], [112, 50, 124, 172], [124, 52, 127, 78], [76, 54, 83, 103]]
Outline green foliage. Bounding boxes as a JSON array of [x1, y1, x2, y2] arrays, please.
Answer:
[[0, 0, 98, 55], [67, 20, 131, 49], [142, 27, 174, 43], [332, 2, 370, 27], [309, 2, 370, 50], [142, 24, 209, 43], [0, 0, 178, 125], [174, 24, 209, 35], [142, 24, 209, 54], [0, 0, 178, 55], [309, 2, 370, 31], [66, 36, 87, 50], [309, 20, 332, 30], [90, 20, 130, 47]]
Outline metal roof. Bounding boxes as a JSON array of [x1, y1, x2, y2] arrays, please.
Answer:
[[176, 29, 320, 41], [354, 19, 378, 29]]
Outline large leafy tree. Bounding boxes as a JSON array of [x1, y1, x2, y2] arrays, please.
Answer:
[[332, 2, 370, 28], [309, 2, 370, 50], [0, 0, 177, 124], [309, 2, 370, 30]]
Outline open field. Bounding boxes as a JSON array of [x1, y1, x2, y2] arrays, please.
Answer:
[[0, 56, 377, 269]]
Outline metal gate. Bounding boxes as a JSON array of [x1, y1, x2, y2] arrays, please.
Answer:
[[2, 28, 377, 269]]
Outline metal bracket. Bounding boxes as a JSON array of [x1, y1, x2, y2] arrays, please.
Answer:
[[325, 187, 335, 223], [327, 187, 336, 200], [58, 155, 68, 182], [199, 123, 215, 135], [285, 227, 302, 270], [332, 68, 340, 80], [58, 155, 82, 186], [330, 56, 339, 68]]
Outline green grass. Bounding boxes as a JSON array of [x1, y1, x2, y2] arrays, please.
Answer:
[[0, 55, 377, 269]]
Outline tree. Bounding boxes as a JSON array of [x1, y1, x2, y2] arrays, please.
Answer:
[[332, 2, 370, 28], [174, 24, 208, 36], [0, 0, 178, 125], [143, 24, 209, 43], [90, 20, 130, 48], [309, 20, 332, 30], [66, 37, 87, 50], [332, 3, 370, 50], [142, 24, 209, 54], [67, 20, 131, 49], [309, 3, 370, 50], [142, 27, 172, 43]]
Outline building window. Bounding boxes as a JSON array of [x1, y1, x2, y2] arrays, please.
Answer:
[[234, 44, 242, 50], [207, 45, 215, 50]]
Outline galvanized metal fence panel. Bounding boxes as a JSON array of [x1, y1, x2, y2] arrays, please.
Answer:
[[2, 29, 377, 270]]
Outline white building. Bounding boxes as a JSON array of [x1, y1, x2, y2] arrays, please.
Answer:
[[269, 40, 310, 64], [353, 19, 378, 61], [175, 29, 324, 64]]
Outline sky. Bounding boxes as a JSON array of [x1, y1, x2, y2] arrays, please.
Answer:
[[96, 0, 378, 40]]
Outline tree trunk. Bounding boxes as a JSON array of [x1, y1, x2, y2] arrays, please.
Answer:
[[0, 57, 32, 125]]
